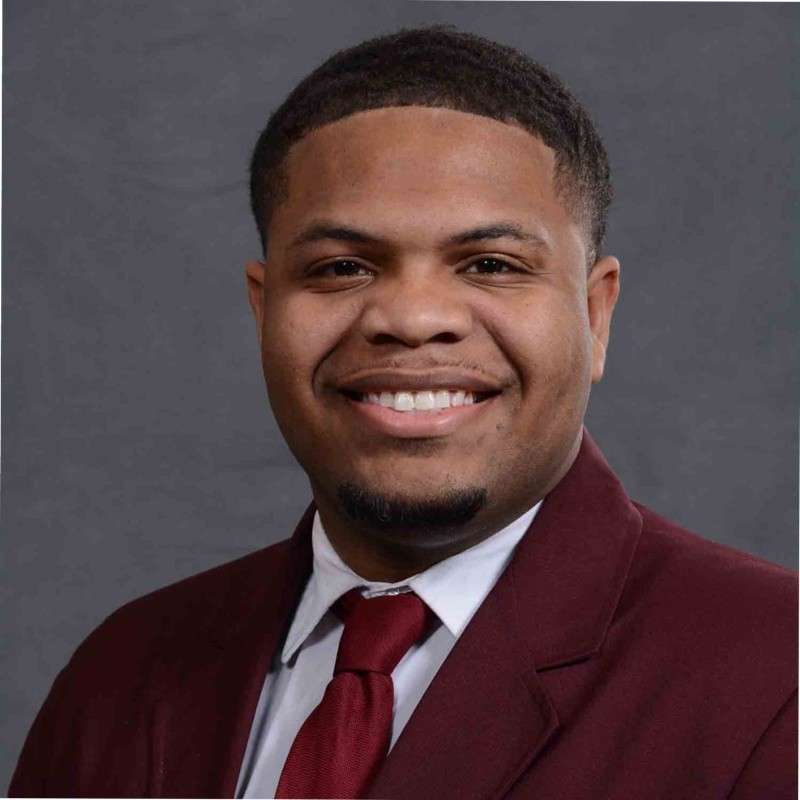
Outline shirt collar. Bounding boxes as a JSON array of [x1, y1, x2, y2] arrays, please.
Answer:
[[281, 500, 543, 664]]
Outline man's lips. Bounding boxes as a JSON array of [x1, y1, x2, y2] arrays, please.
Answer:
[[338, 390, 500, 439], [331, 368, 506, 438], [326, 368, 502, 439]]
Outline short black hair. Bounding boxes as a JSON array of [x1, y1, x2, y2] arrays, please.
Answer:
[[249, 26, 612, 263]]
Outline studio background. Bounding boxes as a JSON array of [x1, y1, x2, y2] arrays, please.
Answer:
[[3, 1, 797, 785]]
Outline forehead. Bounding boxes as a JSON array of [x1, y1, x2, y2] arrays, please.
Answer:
[[273, 106, 572, 239]]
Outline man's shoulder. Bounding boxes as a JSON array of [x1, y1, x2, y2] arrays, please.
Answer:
[[105, 537, 291, 626], [632, 501, 796, 607], [9, 536, 310, 795], [64, 537, 297, 688], [623, 502, 797, 682]]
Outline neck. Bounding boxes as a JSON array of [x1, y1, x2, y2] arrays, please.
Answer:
[[312, 494, 538, 583]]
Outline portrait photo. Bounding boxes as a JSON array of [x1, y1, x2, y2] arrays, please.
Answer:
[[3, 1, 798, 796]]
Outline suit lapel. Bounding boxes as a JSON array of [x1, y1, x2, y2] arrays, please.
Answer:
[[369, 429, 643, 800], [368, 566, 560, 800], [155, 504, 315, 798]]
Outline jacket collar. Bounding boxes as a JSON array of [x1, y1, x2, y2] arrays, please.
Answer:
[[509, 427, 643, 670]]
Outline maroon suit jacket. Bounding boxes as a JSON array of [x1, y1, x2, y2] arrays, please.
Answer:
[[10, 430, 798, 798]]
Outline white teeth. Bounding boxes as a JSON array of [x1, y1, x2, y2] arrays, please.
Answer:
[[395, 392, 415, 411], [359, 389, 481, 411], [414, 391, 435, 410]]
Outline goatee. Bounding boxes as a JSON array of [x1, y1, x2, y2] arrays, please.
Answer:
[[336, 481, 487, 539]]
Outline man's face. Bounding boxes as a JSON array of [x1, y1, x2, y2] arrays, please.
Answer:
[[247, 106, 619, 550]]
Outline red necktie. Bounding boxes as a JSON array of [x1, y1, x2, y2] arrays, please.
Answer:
[[275, 588, 430, 799]]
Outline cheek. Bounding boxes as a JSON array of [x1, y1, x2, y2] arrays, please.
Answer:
[[260, 294, 353, 399], [491, 293, 592, 401]]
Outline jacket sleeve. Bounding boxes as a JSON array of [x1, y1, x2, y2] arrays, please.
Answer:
[[728, 690, 798, 800]]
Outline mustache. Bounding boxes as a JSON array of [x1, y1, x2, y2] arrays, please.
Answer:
[[333, 358, 507, 381]]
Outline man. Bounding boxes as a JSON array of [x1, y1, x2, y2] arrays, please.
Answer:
[[10, 25, 797, 799]]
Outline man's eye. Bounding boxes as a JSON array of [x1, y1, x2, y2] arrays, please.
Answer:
[[315, 260, 371, 277], [463, 257, 519, 274]]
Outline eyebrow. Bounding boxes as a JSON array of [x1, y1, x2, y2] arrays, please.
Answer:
[[290, 224, 381, 248], [289, 220, 550, 250], [443, 223, 550, 249]]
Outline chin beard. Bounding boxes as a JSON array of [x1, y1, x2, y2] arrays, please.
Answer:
[[336, 481, 488, 540]]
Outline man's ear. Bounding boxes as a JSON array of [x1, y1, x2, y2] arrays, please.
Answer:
[[587, 255, 621, 383], [245, 260, 267, 340]]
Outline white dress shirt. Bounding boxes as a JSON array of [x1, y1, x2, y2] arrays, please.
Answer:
[[236, 500, 542, 798]]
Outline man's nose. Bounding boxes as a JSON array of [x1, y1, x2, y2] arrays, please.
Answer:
[[358, 271, 473, 347]]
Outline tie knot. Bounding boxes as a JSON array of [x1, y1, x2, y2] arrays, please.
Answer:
[[333, 589, 429, 675]]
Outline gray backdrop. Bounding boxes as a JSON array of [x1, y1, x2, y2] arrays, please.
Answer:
[[3, 1, 798, 786]]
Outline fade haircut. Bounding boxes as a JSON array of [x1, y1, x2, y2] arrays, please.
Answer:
[[249, 26, 613, 264]]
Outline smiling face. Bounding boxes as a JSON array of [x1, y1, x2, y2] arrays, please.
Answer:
[[247, 106, 620, 579]]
